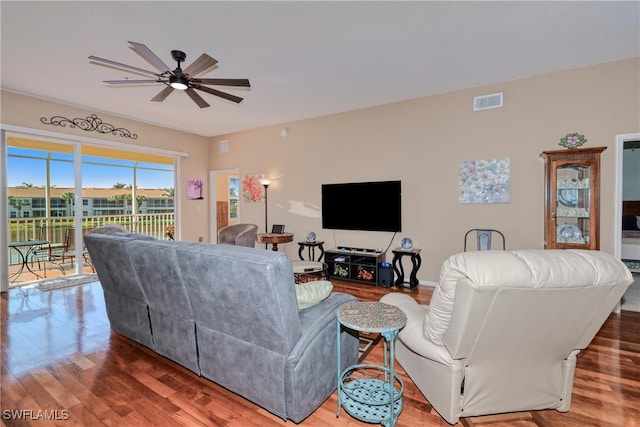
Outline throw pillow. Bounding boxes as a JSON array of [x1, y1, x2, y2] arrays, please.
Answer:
[[295, 280, 333, 310]]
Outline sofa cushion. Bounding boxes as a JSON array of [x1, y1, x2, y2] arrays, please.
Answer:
[[296, 280, 333, 310], [426, 249, 633, 345]]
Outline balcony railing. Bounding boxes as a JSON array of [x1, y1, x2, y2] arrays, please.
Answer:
[[8, 213, 175, 265]]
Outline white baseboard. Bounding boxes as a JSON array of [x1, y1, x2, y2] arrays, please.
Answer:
[[398, 280, 436, 288]]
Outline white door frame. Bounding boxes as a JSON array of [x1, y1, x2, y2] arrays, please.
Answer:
[[614, 133, 640, 260]]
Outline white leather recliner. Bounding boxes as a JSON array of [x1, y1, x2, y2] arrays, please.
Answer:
[[380, 249, 633, 425]]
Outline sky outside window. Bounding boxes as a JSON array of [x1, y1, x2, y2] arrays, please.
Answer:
[[7, 147, 173, 189]]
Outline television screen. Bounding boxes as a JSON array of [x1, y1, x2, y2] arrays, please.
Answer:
[[321, 180, 401, 232]]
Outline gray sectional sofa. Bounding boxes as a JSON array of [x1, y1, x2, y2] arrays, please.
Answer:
[[84, 228, 359, 423]]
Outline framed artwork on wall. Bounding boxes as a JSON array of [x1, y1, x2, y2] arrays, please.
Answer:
[[242, 173, 265, 202], [187, 178, 204, 200], [458, 158, 510, 204]]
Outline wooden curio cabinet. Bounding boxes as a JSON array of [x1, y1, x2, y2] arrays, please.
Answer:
[[540, 146, 606, 250]]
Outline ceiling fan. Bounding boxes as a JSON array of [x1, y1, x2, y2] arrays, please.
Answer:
[[89, 41, 250, 108]]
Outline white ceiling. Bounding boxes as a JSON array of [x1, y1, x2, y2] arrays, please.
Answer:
[[2, 1, 639, 138]]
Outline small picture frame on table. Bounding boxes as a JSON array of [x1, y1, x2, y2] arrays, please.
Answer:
[[272, 224, 285, 234]]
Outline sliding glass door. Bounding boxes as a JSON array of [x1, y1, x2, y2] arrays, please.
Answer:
[[5, 137, 174, 287]]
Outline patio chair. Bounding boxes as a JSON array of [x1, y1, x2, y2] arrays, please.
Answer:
[[29, 226, 65, 275], [50, 227, 95, 270]]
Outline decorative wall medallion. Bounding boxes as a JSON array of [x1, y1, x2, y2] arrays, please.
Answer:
[[40, 114, 138, 139]]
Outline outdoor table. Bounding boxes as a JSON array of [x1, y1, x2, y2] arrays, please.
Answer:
[[8, 240, 49, 283]]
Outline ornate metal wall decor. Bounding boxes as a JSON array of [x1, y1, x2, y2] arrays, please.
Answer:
[[40, 114, 138, 139]]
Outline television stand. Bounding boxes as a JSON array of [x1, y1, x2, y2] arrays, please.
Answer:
[[325, 248, 386, 285]]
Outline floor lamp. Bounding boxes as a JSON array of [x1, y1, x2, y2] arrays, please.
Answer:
[[259, 178, 271, 249]]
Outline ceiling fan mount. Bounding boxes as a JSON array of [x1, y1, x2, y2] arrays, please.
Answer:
[[171, 49, 186, 64], [89, 41, 250, 108]]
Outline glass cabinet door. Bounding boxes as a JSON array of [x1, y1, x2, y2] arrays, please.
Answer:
[[555, 163, 591, 245], [541, 146, 606, 250]]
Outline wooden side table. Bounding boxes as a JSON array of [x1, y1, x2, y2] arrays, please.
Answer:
[[297, 240, 325, 261], [256, 233, 294, 251], [391, 248, 422, 289], [336, 301, 406, 427]]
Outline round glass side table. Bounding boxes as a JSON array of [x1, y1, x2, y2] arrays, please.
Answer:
[[291, 260, 328, 283], [336, 301, 407, 427]]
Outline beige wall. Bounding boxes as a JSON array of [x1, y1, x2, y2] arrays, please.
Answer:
[[2, 58, 638, 281], [210, 58, 640, 282], [1, 90, 211, 243]]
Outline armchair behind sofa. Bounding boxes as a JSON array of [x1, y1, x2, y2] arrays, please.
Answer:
[[217, 223, 258, 247], [381, 249, 632, 425]]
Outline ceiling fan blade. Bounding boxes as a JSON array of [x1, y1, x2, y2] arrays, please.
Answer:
[[183, 53, 218, 78], [196, 85, 244, 103], [150, 85, 175, 102], [89, 55, 158, 77], [195, 78, 250, 87], [128, 41, 172, 73], [103, 79, 161, 84], [185, 88, 210, 108]]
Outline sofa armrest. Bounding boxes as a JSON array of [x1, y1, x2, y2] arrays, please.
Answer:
[[292, 292, 357, 359], [284, 292, 359, 423]]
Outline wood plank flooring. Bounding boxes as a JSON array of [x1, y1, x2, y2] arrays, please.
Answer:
[[1, 279, 639, 426]]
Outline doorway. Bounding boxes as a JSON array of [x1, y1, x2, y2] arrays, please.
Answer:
[[209, 168, 240, 243], [615, 133, 640, 312]]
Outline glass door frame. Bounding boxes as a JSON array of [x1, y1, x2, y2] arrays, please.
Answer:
[[1, 124, 187, 292]]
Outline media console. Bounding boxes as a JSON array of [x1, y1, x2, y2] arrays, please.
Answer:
[[325, 247, 386, 285]]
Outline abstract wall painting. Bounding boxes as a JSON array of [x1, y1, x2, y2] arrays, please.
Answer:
[[187, 178, 204, 200], [459, 158, 510, 204], [242, 174, 265, 202]]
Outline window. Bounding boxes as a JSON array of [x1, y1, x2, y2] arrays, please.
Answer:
[[50, 198, 66, 208], [229, 177, 239, 220], [32, 198, 46, 208], [6, 137, 177, 281]]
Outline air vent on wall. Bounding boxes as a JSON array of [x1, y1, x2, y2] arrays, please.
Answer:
[[473, 92, 503, 111]]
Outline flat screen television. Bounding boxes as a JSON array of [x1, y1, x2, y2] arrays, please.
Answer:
[[321, 180, 401, 232]]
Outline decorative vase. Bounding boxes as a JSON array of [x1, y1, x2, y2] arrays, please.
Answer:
[[401, 237, 413, 250]]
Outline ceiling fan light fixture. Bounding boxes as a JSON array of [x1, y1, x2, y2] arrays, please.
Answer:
[[90, 42, 250, 107], [169, 75, 189, 90]]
